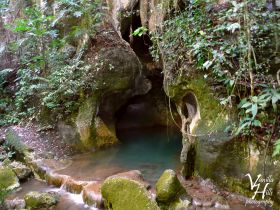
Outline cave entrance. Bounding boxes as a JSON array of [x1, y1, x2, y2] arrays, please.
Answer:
[[107, 5, 184, 182], [114, 74, 183, 183]]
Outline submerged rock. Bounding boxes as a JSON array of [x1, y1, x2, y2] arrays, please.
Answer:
[[24, 191, 60, 209], [65, 178, 87, 194], [101, 171, 159, 210], [46, 172, 69, 187], [0, 166, 19, 191]]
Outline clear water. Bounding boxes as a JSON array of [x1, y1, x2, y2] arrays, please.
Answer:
[[8, 179, 96, 210], [58, 126, 182, 184]]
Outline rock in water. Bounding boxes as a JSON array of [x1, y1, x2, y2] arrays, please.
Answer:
[[156, 169, 185, 202], [101, 171, 160, 210], [24, 191, 60, 209], [82, 181, 103, 208], [4, 198, 26, 209], [0, 166, 19, 191], [9, 161, 32, 180], [156, 169, 191, 209]]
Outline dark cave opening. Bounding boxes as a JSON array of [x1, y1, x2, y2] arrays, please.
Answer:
[[121, 3, 154, 66], [116, 4, 180, 134]]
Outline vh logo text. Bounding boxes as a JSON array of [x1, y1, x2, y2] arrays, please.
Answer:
[[245, 173, 274, 206]]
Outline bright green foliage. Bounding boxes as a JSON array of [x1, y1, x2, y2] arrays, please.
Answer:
[[273, 139, 280, 157], [0, 0, 102, 123], [133, 26, 148, 37], [150, 0, 279, 140], [237, 88, 280, 135]]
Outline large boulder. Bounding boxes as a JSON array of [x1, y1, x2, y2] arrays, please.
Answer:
[[155, 169, 191, 209], [101, 171, 159, 210], [0, 166, 19, 191], [57, 20, 150, 149], [155, 169, 186, 203], [24, 191, 60, 209]]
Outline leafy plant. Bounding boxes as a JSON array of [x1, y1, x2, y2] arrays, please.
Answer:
[[150, 0, 279, 140], [0, 0, 103, 124], [272, 139, 280, 157], [133, 26, 148, 37]]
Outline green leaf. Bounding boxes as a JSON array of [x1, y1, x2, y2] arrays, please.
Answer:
[[251, 96, 258, 103], [252, 120, 261, 127], [272, 96, 278, 111], [132, 27, 148, 37], [273, 139, 280, 157], [235, 121, 250, 135], [251, 104, 258, 118], [227, 23, 240, 33], [203, 60, 213, 69], [241, 102, 251, 108]]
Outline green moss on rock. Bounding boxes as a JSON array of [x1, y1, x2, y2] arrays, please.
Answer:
[[0, 166, 19, 190], [24, 191, 59, 209], [5, 129, 30, 156], [164, 74, 231, 133], [155, 169, 185, 203], [101, 177, 160, 210]]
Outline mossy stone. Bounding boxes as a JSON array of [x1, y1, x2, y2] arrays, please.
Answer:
[[5, 129, 30, 156], [101, 177, 160, 210], [0, 166, 19, 190], [24, 191, 59, 209], [155, 169, 186, 203]]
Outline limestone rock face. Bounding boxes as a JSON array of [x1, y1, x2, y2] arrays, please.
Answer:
[[58, 21, 150, 149], [0, 166, 19, 191], [106, 0, 138, 36], [24, 191, 60, 209], [140, 0, 185, 33], [101, 171, 159, 210]]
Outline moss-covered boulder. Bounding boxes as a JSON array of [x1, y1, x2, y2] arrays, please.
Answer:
[[9, 161, 32, 180], [155, 170, 192, 210], [0, 166, 19, 191], [101, 174, 159, 210], [24, 191, 60, 209], [155, 169, 186, 203]]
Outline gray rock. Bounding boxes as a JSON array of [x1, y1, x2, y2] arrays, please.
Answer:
[[4, 198, 25, 210]]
